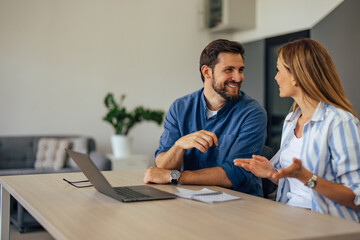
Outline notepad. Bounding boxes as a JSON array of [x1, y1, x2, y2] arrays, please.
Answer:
[[175, 187, 241, 203]]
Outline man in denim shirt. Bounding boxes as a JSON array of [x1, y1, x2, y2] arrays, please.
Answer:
[[144, 39, 267, 196]]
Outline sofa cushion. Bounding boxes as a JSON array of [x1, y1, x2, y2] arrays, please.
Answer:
[[34, 138, 70, 170], [66, 138, 88, 169], [0, 137, 37, 169], [0, 135, 96, 171]]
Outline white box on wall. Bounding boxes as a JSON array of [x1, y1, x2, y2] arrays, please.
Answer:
[[204, 0, 256, 33]]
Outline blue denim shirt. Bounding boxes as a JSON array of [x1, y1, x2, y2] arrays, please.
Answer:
[[155, 88, 267, 196]]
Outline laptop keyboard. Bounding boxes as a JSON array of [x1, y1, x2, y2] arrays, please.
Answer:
[[113, 187, 150, 199]]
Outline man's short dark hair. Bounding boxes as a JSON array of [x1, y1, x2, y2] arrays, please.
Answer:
[[199, 39, 245, 82]]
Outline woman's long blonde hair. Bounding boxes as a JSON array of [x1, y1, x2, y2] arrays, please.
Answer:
[[278, 38, 358, 119]]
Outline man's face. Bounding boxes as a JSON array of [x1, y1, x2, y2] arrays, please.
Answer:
[[211, 52, 245, 101]]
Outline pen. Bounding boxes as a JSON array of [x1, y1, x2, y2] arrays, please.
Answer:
[[192, 191, 223, 196]]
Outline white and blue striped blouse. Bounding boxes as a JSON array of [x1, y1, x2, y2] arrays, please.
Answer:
[[270, 102, 360, 222]]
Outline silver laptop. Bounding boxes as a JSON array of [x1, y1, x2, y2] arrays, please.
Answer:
[[66, 149, 176, 202]]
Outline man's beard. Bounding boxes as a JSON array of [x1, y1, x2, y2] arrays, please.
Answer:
[[212, 78, 240, 101]]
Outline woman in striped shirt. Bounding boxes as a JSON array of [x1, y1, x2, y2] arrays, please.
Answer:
[[234, 38, 360, 222]]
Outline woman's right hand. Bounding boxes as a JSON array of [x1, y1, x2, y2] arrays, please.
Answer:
[[234, 155, 277, 179]]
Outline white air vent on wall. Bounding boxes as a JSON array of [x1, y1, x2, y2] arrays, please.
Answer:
[[204, 0, 256, 33]]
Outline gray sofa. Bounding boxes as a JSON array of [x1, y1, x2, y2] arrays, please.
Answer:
[[0, 135, 111, 233]]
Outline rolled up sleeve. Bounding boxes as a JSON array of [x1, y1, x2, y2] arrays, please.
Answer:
[[155, 102, 180, 158], [330, 119, 360, 205], [221, 160, 263, 196], [221, 107, 267, 196]]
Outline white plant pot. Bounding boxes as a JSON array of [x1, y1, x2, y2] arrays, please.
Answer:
[[111, 135, 132, 158]]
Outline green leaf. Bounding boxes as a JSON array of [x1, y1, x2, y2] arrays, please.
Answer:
[[103, 93, 165, 135]]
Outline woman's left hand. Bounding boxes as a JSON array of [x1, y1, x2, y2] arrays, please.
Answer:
[[270, 158, 312, 182]]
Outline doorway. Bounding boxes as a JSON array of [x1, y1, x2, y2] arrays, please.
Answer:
[[265, 30, 310, 151]]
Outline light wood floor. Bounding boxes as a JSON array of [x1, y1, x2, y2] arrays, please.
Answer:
[[10, 224, 53, 240]]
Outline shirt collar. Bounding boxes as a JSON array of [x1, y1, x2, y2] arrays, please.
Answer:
[[311, 101, 327, 121], [287, 101, 327, 125], [201, 89, 242, 119]]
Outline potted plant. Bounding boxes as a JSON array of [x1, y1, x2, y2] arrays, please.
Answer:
[[103, 93, 165, 158]]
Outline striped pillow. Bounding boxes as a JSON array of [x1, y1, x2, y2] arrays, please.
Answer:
[[34, 138, 70, 170]]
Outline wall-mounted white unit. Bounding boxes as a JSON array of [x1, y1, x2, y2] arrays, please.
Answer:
[[205, 0, 255, 33]]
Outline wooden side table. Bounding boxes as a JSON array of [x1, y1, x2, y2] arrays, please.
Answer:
[[106, 154, 149, 170]]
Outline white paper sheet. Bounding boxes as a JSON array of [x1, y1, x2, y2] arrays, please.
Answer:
[[175, 187, 241, 203]]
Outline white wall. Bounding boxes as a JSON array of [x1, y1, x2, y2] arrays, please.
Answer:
[[233, 0, 343, 43], [0, 0, 347, 161], [0, 0, 211, 159]]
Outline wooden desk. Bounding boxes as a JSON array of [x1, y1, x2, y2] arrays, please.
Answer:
[[1, 170, 360, 240]]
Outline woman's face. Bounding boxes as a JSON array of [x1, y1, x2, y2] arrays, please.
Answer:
[[275, 58, 297, 98]]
